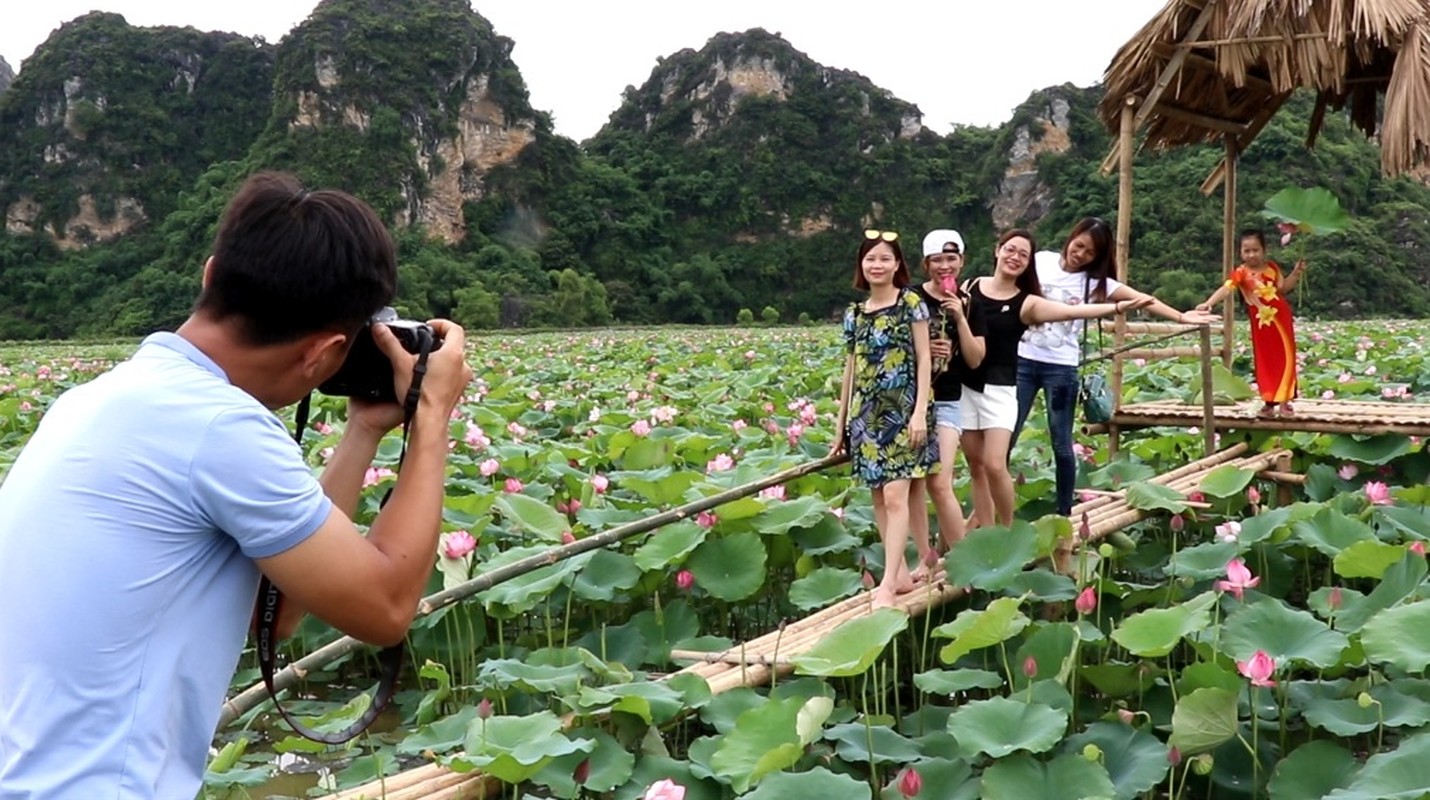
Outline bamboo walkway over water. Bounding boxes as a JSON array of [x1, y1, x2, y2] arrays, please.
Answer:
[[325, 443, 1288, 799], [1102, 398, 1430, 437]]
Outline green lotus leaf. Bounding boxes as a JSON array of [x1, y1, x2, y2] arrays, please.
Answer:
[[1220, 599, 1350, 668], [1260, 187, 1350, 234], [1079, 663, 1158, 698], [1167, 541, 1241, 580], [1110, 591, 1217, 657], [913, 668, 1005, 695], [1298, 683, 1430, 736], [1266, 739, 1360, 800], [531, 727, 634, 795], [946, 697, 1068, 759], [978, 752, 1116, 800], [788, 566, 863, 610], [1063, 722, 1170, 800], [1124, 481, 1190, 512], [476, 547, 590, 616], [943, 522, 1038, 592], [1327, 433, 1412, 465], [792, 608, 908, 677], [1335, 552, 1427, 631], [1294, 508, 1377, 557], [572, 549, 642, 601], [1198, 465, 1256, 499], [823, 721, 922, 764], [1004, 568, 1079, 601], [493, 492, 569, 542], [1333, 540, 1411, 580], [1013, 622, 1080, 689], [748, 495, 828, 534], [788, 514, 861, 555], [742, 766, 872, 800], [631, 599, 701, 665], [463, 711, 594, 784], [710, 695, 833, 793], [632, 519, 707, 572], [1324, 731, 1430, 799], [686, 532, 766, 601], [397, 706, 476, 757], [933, 596, 1029, 663], [1168, 687, 1238, 756], [1360, 600, 1430, 672]]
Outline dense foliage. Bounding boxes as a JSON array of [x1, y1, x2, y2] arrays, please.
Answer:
[[0, 5, 1427, 340]]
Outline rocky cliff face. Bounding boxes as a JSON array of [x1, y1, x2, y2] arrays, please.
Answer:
[[269, 0, 545, 243], [0, 12, 273, 248], [0, 57, 14, 96], [990, 91, 1075, 231]]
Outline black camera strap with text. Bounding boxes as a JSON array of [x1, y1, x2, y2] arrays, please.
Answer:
[[254, 331, 434, 744]]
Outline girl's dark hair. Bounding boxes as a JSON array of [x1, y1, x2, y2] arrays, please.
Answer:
[[997, 228, 1042, 297], [1062, 216, 1117, 301], [1239, 228, 1267, 247], [197, 171, 397, 346], [852, 234, 910, 290]]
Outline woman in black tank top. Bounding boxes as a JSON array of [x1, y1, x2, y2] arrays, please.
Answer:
[[961, 229, 1154, 530]]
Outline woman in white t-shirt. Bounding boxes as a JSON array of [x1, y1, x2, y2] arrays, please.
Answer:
[[1011, 217, 1218, 516]]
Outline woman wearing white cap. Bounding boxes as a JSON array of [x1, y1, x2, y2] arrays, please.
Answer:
[[1011, 217, 1218, 516], [908, 229, 984, 567]]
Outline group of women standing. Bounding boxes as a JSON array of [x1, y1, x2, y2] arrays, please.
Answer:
[[833, 220, 1218, 608]]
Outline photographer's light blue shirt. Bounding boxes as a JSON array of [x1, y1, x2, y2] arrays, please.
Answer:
[[0, 333, 332, 799]]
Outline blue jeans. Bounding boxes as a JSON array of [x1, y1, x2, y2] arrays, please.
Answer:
[[1011, 357, 1080, 516]]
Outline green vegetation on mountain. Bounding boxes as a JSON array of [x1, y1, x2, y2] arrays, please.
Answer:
[[0, 6, 1426, 340]]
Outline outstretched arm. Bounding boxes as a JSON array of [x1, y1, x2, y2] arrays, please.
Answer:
[[1109, 285, 1219, 324], [1021, 294, 1153, 325], [1279, 261, 1307, 294], [1196, 281, 1234, 313]]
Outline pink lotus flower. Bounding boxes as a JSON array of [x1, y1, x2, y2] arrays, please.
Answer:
[[479, 458, 500, 477], [1277, 221, 1296, 246], [1322, 389, 1336, 399], [1411, 541, 1427, 557], [1338, 464, 1359, 480], [786, 423, 806, 445], [1170, 514, 1185, 533], [1237, 650, 1277, 687], [861, 570, 876, 590], [940, 274, 958, 294], [572, 758, 590, 786], [676, 570, 694, 591], [1328, 586, 1344, 610], [1188, 491, 1206, 504], [1022, 656, 1038, 678], [759, 485, 786, 501], [643, 778, 686, 800], [503, 478, 524, 493], [651, 405, 677, 423], [631, 419, 652, 437], [898, 767, 922, 798], [1167, 746, 1182, 766], [1072, 442, 1095, 463], [1365, 481, 1392, 505], [314, 421, 333, 435], [442, 530, 476, 559], [591, 474, 609, 494], [696, 511, 718, 529], [799, 404, 818, 425], [732, 419, 748, 432], [1075, 585, 1098, 615], [1216, 558, 1260, 600], [363, 467, 395, 487], [1215, 521, 1241, 543], [562, 530, 576, 545], [706, 453, 735, 473], [1117, 708, 1136, 725], [476, 697, 493, 719], [1246, 485, 1261, 505]]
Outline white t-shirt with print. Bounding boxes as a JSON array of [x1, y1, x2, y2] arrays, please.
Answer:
[[1018, 251, 1125, 366]]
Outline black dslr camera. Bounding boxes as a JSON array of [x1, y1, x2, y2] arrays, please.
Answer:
[[318, 307, 441, 402]]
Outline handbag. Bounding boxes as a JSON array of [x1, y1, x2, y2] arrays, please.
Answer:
[[1078, 276, 1114, 424]]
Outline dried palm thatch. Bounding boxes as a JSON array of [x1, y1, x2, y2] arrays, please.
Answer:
[[1098, 0, 1430, 175]]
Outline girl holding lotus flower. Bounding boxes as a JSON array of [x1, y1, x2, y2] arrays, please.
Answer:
[[907, 229, 986, 569]]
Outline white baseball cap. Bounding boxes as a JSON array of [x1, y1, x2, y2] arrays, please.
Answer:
[[922, 229, 965, 257]]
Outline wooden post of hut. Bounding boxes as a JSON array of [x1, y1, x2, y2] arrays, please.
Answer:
[[1109, 95, 1138, 457], [1221, 135, 1238, 368]]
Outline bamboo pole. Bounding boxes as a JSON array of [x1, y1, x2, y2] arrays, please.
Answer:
[[1221, 135, 1237, 368], [218, 454, 849, 729], [1108, 321, 1208, 335], [1116, 345, 1224, 360], [1110, 94, 1136, 458], [1199, 324, 1216, 457]]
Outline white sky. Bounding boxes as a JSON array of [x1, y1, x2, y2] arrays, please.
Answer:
[[2, 0, 1167, 141]]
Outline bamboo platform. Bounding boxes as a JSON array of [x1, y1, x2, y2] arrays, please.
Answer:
[[1105, 397, 1430, 437], [323, 444, 1288, 799]]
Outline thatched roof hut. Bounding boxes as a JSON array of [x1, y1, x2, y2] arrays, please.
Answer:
[[1098, 0, 1430, 177]]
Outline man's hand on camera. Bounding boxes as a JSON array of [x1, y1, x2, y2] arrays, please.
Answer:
[[346, 397, 406, 438], [373, 319, 473, 414]]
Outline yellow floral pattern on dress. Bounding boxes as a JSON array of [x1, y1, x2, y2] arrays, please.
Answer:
[[1256, 304, 1279, 324]]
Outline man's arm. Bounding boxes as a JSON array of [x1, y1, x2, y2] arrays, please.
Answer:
[[258, 321, 472, 646]]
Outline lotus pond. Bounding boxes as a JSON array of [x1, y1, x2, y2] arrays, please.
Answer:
[[1, 321, 1428, 800]]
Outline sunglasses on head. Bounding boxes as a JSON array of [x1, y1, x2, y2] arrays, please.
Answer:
[[864, 229, 899, 242]]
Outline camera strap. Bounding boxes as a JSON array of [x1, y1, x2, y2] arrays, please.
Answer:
[[252, 332, 434, 744]]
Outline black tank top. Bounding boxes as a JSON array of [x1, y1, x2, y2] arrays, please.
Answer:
[[962, 278, 1028, 391]]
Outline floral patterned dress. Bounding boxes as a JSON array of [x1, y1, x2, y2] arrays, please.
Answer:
[[1227, 262, 1298, 403], [842, 288, 939, 488]]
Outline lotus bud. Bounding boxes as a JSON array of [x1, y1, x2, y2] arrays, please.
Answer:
[[1022, 656, 1038, 679], [477, 697, 493, 719]]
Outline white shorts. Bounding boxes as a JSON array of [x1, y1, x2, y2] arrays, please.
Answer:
[[960, 384, 1018, 431]]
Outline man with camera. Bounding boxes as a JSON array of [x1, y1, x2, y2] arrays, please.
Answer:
[[0, 172, 473, 799]]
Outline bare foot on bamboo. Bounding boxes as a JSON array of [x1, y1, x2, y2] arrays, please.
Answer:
[[870, 585, 901, 610]]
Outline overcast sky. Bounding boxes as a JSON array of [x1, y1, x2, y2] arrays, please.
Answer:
[[2, 0, 1167, 142]]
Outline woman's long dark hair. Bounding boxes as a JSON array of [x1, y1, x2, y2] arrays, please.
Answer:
[[1062, 217, 1116, 302]]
